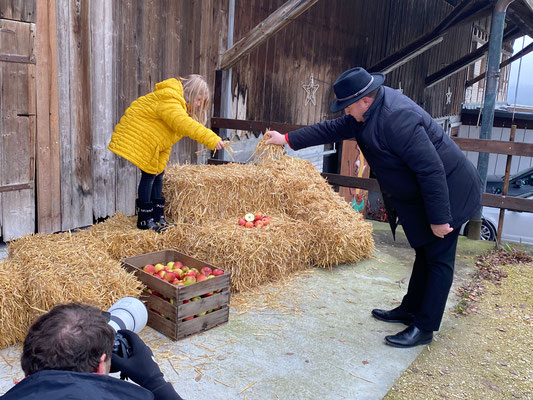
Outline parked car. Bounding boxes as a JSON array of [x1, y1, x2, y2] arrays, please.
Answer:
[[485, 166, 533, 196], [461, 191, 533, 245]]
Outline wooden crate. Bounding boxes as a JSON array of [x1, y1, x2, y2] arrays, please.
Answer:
[[121, 249, 230, 340]]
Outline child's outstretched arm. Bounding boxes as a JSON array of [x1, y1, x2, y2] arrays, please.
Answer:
[[156, 99, 221, 150]]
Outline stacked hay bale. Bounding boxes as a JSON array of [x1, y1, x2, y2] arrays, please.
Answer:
[[1, 232, 143, 348], [162, 139, 374, 271], [0, 259, 32, 348]]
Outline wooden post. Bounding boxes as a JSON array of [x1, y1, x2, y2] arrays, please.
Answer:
[[496, 124, 516, 244], [35, 0, 61, 233]]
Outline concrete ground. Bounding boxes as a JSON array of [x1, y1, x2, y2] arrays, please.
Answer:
[[0, 221, 493, 399]]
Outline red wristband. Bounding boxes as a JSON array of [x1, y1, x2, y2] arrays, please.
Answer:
[[285, 133, 292, 149]]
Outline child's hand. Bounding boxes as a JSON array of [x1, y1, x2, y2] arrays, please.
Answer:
[[264, 130, 287, 146], [215, 140, 225, 150]]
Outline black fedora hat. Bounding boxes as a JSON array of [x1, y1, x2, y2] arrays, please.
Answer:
[[330, 67, 385, 113]]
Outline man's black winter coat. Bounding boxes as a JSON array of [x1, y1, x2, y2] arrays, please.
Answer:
[[288, 86, 482, 248], [0, 370, 153, 400]]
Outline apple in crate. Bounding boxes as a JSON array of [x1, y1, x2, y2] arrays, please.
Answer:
[[183, 275, 196, 285], [143, 264, 155, 274], [201, 266, 212, 276], [154, 263, 165, 273], [212, 269, 224, 276], [196, 274, 207, 282], [164, 271, 176, 283]]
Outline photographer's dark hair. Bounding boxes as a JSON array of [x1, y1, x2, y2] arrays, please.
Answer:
[[21, 303, 115, 376]]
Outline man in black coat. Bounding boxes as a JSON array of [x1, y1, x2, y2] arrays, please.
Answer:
[[1, 303, 183, 399], [265, 67, 482, 348]]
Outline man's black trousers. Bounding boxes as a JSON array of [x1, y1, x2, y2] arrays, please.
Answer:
[[400, 230, 460, 331]]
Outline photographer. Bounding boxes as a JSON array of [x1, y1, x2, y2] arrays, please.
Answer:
[[0, 303, 183, 400]]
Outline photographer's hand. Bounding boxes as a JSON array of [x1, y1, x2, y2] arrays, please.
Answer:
[[111, 330, 183, 400]]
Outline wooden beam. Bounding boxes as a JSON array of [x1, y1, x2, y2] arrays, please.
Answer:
[[35, 0, 61, 234], [483, 193, 533, 213], [211, 117, 305, 133], [452, 137, 533, 157], [219, 0, 319, 70], [381, 37, 444, 74], [466, 41, 533, 87], [369, 0, 491, 73], [521, 0, 533, 12], [425, 25, 521, 88], [0, 55, 35, 64], [508, 2, 533, 38], [0, 183, 33, 193]]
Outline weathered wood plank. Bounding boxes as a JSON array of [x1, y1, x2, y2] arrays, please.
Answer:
[[90, 0, 115, 219], [0, 18, 36, 240], [113, 1, 139, 215], [0, 0, 36, 22], [220, 0, 319, 70], [453, 137, 533, 157], [35, 0, 61, 234]]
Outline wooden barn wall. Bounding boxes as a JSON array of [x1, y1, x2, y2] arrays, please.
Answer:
[[229, 0, 472, 129], [51, 0, 228, 232], [0, 0, 36, 241], [110, 0, 228, 219]]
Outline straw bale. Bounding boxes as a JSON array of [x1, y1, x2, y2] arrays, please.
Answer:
[[0, 260, 32, 348], [162, 149, 374, 268], [8, 231, 143, 323], [160, 217, 315, 292]]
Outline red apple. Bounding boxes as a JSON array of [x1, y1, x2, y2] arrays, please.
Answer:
[[175, 261, 183, 269], [254, 212, 263, 221], [212, 268, 224, 276], [143, 264, 155, 274], [245, 221, 254, 228], [183, 316, 194, 321], [196, 273, 207, 282], [238, 218, 246, 226], [164, 271, 176, 282], [254, 220, 263, 228], [154, 263, 165, 273], [156, 270, 166, 279], [201, 266, 212, 276]]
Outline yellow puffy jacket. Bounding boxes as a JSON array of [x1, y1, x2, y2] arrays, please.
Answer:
[[108, 78, 221, 174]]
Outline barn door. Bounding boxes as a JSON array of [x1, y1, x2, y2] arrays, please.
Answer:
[[0, 19, 36, 241]]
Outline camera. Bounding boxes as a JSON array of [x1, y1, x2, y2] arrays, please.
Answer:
[[105, 297, 148, 359]]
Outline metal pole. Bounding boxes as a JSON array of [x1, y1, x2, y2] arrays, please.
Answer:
[[468, 0, 514, 240]]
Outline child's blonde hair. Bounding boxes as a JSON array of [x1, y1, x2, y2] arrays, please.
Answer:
[[180, 74, 210, 125]]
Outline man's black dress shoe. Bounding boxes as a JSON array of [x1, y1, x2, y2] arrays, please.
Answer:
[[385, 325, 433, 348], [371, 307, 414, 325]]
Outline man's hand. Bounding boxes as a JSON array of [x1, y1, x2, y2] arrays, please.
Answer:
[[264, 130, 287, 146], [111, 330, 164, 390], [430, 223, 453, 238]]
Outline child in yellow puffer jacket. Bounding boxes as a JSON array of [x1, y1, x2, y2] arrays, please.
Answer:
[[108, 74, 225, 231]]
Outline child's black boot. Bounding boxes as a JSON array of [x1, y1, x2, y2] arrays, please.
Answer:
[[136, 200, 161, 232], [152, 197, 173, 230]]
